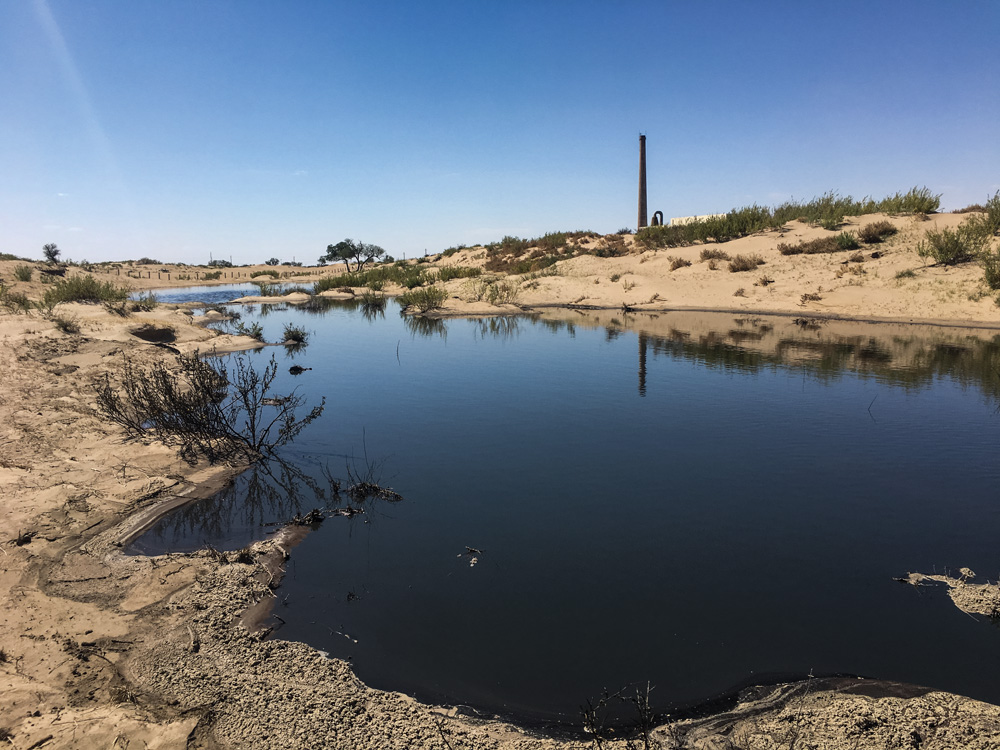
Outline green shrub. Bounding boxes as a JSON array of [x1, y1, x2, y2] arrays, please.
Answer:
[[282, 324, 307, 344], [51, 314, 80, 333], [835, 232, 860, 250], [235, 321, 265, 341], [398, 285, 447, 312], [203, 271, 222, 280], [729, 254, 765, 272], [980, 250, 1000, 289], [437, 266, 482, 282], [41, 275, 130, 306], [485, 279, 521, 305], [778, 237, 843, 255], [917, 223, 988, 265], [13, 265, 33, 282], [253, 280, 279, 297], [0, 285, 32, 314], [130, 292, 159, 312], [251, 270, 280, 279]]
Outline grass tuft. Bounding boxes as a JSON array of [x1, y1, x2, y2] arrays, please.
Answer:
[[729, 254, 765, 272]]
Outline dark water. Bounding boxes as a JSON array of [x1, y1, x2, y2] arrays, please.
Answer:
[[132, 298, 1000, 724]]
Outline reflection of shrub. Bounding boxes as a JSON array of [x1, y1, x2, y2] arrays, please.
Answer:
[[398, 285, 447, 312], [96, 352, 324, 463]]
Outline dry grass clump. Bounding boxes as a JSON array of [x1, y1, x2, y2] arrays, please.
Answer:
[[801, 292, 823, 303], [778, 237, 843, 255], [729, 254, 765, 272], [733, 287, 746, 297], [754, 275, 774, 287], [699, 248, 730, 261], [669, 257, 692, 271], [858, 221, 898, 243]]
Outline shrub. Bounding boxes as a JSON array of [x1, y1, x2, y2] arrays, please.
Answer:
[[437, 266, 482, 282], [609, 273, 621, 282], [136, 257, 161, 265], [95, 352, 324, 464], [801, 292, 822, 303], [265, 258, 280, 265], [251, 270, 280, 279], [203, 271, 222, 280], [51, 314, 80, 333], [777, 237, 843, 255], [835, 232, 860, 250], [895, 269, 917, 280], [981, 250, 1000, 290], [41, 275, 130, 306], [235, 321, 265, 341], [729, 254, 764, 272], [398, 285, 447, 312], [755, 275, 774, 287], [0, 285, 32, 314], [733, 287, 746, 297], [252, 280, 279, 297], [669, 257, 692, 271], [917, 223, 988, 265], [486, 279, 521, 305], [207, 259, 233, 268], [13, 265, 33, 282], [858, 221, 898, 243], [130, 292, 159, 312], [699, 248, 730, 261], [282, 324, 307, 344]]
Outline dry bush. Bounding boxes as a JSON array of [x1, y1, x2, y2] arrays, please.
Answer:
[[729, 254, 765, 272]]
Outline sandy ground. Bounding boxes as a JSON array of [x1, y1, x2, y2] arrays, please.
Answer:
[[3, 216, 1000, 748]]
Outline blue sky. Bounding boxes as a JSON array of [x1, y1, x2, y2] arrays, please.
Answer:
[[2, 1, 998, 265]]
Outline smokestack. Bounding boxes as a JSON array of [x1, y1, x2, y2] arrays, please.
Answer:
[[637, 134, 647, 230]]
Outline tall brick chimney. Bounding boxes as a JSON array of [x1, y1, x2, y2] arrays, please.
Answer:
[[637, 135, 648, 230]]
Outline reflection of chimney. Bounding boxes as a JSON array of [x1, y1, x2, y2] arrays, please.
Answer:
[[638, 135, 648, 230], [638, 331, 647, 397]]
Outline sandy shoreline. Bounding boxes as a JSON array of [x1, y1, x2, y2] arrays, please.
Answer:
[[4, 217, 1000, 748]]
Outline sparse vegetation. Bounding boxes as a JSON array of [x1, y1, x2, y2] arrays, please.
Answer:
[[96, 352, 325, 463], [0, 285, 32, 314], [733, 287, 746, 297], [203, 270, 222, 280], [669, 257, 692, 271], [801, 292, 823, 303], [635, 187, 939, 250], [755, 275, 774, 287], [895, 269, 917, 280], [13, 264, 33, 282], [251, 270, 280, 279]]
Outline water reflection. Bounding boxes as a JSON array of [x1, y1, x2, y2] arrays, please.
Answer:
[[402, 314, 448, 339], [535, 310, 1000, 404]]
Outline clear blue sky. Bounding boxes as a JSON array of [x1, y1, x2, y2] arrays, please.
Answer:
[[2, 0, 998, 265]]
